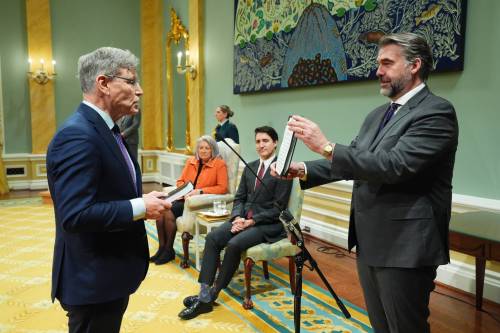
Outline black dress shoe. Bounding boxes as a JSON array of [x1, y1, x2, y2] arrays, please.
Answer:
[[178, 300, 213, 320], [154, 249, 175, 265], [183, 295, 199, 308], [149, 247, 164, 262]]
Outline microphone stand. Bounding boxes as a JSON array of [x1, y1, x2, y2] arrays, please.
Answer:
[[218, 137, 351, 332]]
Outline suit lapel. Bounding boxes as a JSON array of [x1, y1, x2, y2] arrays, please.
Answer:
[[78, 104, 137, 192], [369, 87, 430, 150]]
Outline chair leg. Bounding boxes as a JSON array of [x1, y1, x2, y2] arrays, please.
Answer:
[[262, 261, 269, 279], [180, 232, 193, 268], [288, 256, 296, 295], [243, 258, 254, 309]]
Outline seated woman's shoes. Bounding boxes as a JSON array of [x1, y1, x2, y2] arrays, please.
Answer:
[[149, 248, 164, 262], [154, 249, 175, 265], [183, 295, 199, 308], [178, 300, 213, 320]]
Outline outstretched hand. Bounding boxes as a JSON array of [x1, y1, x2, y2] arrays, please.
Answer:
[[270, 161, 305, 180], [288, 115, 329, 155]]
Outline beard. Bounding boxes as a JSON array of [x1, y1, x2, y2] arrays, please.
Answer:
[[379, 69, 412, 98]]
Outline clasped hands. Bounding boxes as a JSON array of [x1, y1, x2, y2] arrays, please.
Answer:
[[231, 217, 255, 234]]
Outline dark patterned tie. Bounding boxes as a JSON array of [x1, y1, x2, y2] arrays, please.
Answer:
[[247, 162, 265, 219], [254, 162, 265, 190], [112, 125, 136, 188], [380, 103, 400, 129]]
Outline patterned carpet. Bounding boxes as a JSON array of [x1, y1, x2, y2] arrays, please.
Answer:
[[0, 200, 372, 332]]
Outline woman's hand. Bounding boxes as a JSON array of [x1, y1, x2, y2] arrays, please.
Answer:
[[184, 189, 203, 198]]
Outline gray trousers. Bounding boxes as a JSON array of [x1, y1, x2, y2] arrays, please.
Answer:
[[357, 260, 437, 333]]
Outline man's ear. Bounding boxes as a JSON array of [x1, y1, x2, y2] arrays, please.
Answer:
[[95, 75, 110, 95], [411, 58, 422, 76]]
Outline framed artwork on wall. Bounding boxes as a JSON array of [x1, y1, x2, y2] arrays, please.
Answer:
[[233, 0, 467, 94]]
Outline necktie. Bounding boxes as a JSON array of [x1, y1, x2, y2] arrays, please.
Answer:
[[380, 103, 400, 129], [112, 125, 136, 188], [247, 162, 265, 219], [254, 162, 265, 190]]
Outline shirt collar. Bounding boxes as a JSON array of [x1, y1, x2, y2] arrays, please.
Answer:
[[393, 83, 426, 107], [82, 100, 115, 130], [219, 119, 228, 126], [259, 154, 276, 172]]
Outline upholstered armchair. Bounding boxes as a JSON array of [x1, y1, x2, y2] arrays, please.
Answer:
[[241, 178, 304, 309], [176, 139, 241, 268]]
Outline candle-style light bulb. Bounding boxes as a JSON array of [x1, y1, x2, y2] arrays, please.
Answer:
[[177, 52, 182, 67], [28, 58, 33, 72], [40, 58, 45, 71], [52, 60, 56, 73]]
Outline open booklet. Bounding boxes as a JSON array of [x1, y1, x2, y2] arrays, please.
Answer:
[[160, 181, 193, 203], [275, 116, 297, 177]]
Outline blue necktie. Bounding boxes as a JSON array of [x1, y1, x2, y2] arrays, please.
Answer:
[[112, 125, 136, 189], [380, 103, 400, 129]]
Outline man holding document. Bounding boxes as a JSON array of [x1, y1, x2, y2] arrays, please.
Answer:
[[271, 33, 458, 333], [46, 47, 169, 333]]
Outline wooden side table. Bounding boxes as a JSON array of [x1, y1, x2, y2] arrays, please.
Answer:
[[449, 211, 500, 310], [195, 213, 229, 270]]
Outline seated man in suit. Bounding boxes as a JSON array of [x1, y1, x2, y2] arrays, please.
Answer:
[[178, 126, 292, 320]]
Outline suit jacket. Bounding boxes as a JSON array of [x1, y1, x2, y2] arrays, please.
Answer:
[[303, 87, 458, 268], [176, 156, 228, 194], [46, 103, 148, 305], [230, 158, 292, 242], [215, 120, 239, 144], [118, 112, 141, 145]]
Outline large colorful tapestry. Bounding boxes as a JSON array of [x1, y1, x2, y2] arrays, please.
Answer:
[[233, 0, 467, 94]]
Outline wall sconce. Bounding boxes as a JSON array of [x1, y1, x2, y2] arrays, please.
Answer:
[[176, 50, 196, 79], [27, 58, 57, 85]]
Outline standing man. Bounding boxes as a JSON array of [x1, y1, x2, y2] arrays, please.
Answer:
[[274, 33, 458, 332], [46, 47, 170, 333], [118, 112, 141, 161], [178, 126, 292, 320]]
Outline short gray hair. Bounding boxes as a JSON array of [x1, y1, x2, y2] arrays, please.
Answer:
[[77, 47, 139, 93], [195, 135, 219, 160], [379, 32, 433, 81]]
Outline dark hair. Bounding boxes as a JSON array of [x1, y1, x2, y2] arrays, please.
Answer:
[[254, 126, 278, 142], [218, 105, 234, 118], [378, 32, 433, 81]]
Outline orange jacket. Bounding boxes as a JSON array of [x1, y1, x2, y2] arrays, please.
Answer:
[[176, 157, 228, 194]]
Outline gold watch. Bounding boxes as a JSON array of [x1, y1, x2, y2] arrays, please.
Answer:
[[322, 142, 334, 158]]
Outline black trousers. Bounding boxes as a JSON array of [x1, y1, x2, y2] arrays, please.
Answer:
[[357, 260, 437, 333], [60, 296, 129, 333], [198, 221, 267, 291]]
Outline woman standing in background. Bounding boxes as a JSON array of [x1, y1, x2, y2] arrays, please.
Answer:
[[214, 105, 239, 144]]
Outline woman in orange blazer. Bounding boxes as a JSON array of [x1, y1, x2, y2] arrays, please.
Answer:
[[152, 135, 228, 264]]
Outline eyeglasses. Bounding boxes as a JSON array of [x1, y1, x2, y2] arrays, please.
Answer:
[[104, 74, 140, 87]]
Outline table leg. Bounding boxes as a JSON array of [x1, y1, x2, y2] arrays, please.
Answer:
[[475, 257, 486, 310]]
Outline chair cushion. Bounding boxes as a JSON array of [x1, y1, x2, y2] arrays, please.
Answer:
[[243, 238, 301, 262]]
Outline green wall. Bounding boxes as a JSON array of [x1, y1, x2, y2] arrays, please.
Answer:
[[0, 0, 140, 154], [0, 0, 30, 154], [204, 1, 500, 200]]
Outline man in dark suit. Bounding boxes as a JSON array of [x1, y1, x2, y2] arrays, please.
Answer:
[[273, 33, 458, 332], [46, 47, 170, 333], [178, 126, 292, 320], [118, 112, 141, 161]]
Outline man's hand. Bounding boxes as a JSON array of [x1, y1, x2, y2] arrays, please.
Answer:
[[143, 191, 171, 220], [231, 217, 255, 233], [288, 115, 329, 155], [270, 161, 305, 179]]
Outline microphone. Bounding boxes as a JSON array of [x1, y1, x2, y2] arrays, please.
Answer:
[[218, 137, 304, 243]]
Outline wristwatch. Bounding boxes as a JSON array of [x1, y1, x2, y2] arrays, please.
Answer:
[[199, 189, 203, 194], [321, 142, 334, 158]]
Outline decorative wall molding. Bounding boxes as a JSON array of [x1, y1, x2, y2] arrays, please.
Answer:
[[2, 150, 499, 303]]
